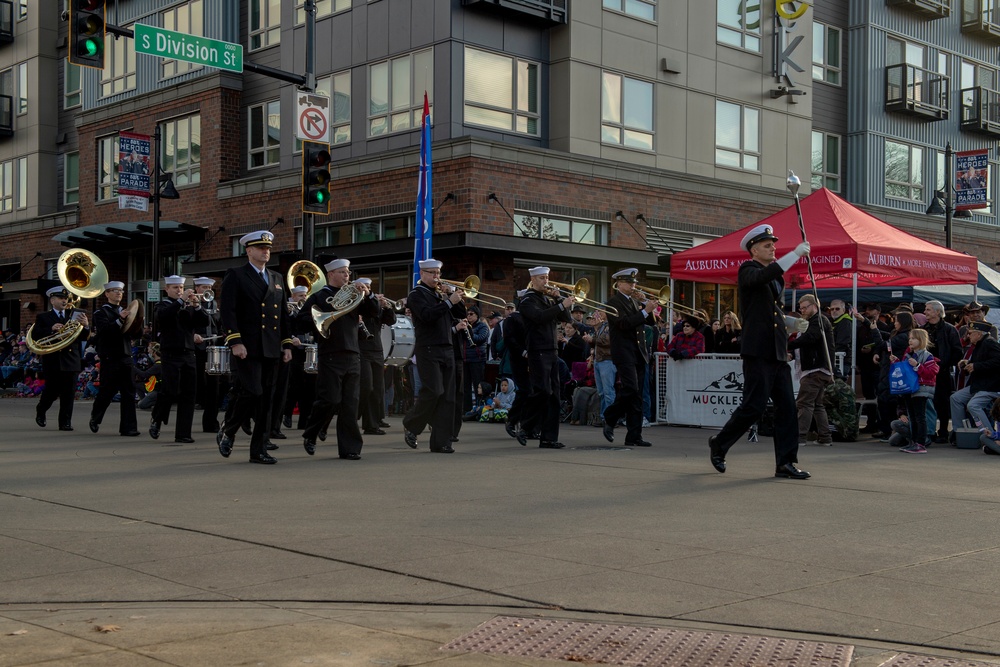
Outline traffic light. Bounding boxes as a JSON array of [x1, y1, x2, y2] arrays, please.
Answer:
[[302, 140, 331, 215], [69, 0, 106, 69]]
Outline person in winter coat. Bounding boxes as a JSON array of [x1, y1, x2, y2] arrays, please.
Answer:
[[462, 305, 490, 413], [712, 311, 742, 354], [665, 316, 706, 359], [494, 377, 516, 411], [787, 294, 835, 446], [891, 328, 939, 454]]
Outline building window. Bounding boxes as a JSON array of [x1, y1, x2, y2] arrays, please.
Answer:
[[97, 135, 119, 201], [717, 0, 760, 52], [811, 131, 840, 192], [160, 115, 201, 186], [812, 23, 841, 85], [960, 59, 997, 115], [601, 71, 654, 151], [17, 0, 26, 19], [885, 140, 923, 202], [0, 161, 11, 213], [295, 0, 350, 23], [464, 47, 539, 136], [368, 48, 433, 137], [315, 216, 414, 246], [513, 213, 606, 245], [64, 152, 79, 205], [100, 28, 137, 97], [294, 71, 351, 151], [16, 62, 26, 115], [715, 100, 759, 171], [16, 156, 26, 209], [248, 100, 280, 168], [602, 0, 655, 21], [249, 0, 280, 51], [65, 63, 81, 109], [162, 0, 203, 78]]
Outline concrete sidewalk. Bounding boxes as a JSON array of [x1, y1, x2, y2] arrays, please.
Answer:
[[2, 397, 1000, 666]]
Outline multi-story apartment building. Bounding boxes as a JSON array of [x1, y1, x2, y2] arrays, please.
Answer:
[[0, 0, 995, 334]]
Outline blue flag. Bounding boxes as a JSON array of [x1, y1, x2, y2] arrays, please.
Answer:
[[413, 93, 432, 286]]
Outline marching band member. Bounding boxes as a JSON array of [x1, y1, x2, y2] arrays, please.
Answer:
[[34, 286, 90, 431], [298, 259, 378, 459], [517, 266, 574, 449], [601, 269, 655, 447], [152, 276, 209, 443], [281, 285, 314, 431], [192, 276, 223, 433], [402, 258, 469, 453], [356, 277, 396, 435], [216, 231, 292, 464], [88, 281, 139, 436]]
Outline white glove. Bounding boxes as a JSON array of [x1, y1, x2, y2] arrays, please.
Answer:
[[794, 241, 811, 257], [784, 315, 809, 334]]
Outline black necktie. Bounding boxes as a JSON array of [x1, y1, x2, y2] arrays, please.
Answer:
[[259, 270, 267, 286]]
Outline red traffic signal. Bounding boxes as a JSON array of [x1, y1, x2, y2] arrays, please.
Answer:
[[302, 141, 331, 215]]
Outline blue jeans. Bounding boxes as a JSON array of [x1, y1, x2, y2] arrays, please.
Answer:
[[594, 359, 616, 417], [951, 386, 1000, 432]]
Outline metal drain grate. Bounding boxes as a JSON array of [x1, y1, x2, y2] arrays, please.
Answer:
[[878, 654, 997, 667], [442, 616, 854, 666]]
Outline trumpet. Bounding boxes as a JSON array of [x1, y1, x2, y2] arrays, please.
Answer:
[[286, 299, 304, 314], [377, 294, 405, 311], [438, 275, 508, 309]]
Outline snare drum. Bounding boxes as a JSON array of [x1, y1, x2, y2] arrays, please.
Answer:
[[381, 315, 415, 367], [205, 345, 231, 375], [303, 344, 319, 374]]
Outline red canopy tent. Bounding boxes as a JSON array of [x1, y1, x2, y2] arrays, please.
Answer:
[[669, 188, 978, 289]]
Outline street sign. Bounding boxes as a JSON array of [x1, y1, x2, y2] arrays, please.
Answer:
[[147, 280, 160, 303], [134, 23, 243, 73], [297, 93, 330, 143]]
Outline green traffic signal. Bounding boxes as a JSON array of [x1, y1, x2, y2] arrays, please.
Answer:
[[82, 38, 100, 57], [302, 140, 332, 214], [69, 0, 105, 68]]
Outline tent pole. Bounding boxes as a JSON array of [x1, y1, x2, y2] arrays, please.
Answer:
[[851, 272, 858, 393]]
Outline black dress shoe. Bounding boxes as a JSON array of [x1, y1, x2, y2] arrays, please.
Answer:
[[378, 420, 390, 428], [431, 446, 455, 453], [539, 440, 565, 449], [450, 436, 459, 443], [217, 431, 233, 458], [505, 420, 517, 438], [775, 463, 810, 479], [404, 430, 418, 448], [318, 430, 327, 441], [59, 425, 74, 432], [303, 438, 316, 455], [174, 437, 195, 444], [625, 439, 652, 447], [602, 421, 615, 443], [149, 418, 161, 440], [120, 431, 140, 437], [269, 431, 287, 440], [709, 435, 726, 473], [340, 452, 362, 460], [249, 453, 277, 464], [89, 419, 99, 434], [35, 413, 46, 428], [282, 415, 293, 429], [241, 421, 252, 436], [516, 429, 528, 446], [266, 441, 279, 451], [363, 428, 386, 435]]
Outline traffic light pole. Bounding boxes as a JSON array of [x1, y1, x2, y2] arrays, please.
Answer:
[[303, 213, 315, 263]]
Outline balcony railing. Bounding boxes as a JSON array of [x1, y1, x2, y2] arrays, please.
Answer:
[[962, 0, 1000, 40], [0, 95, 12, 136], [888, 0, 950, 18], [885, 64, 950, 120], [461, 0, 568, 25], [961, 86, 1000, 136], [0, 1, 13, 45]]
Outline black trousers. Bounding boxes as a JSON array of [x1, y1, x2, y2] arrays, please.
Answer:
[[714, 356, 800, 468], [603, 356, 645, 443], [359, 353, 385, 431], [452, 357, 464, 437], [37, 369, 77, 427], [403, 344, 455, 451], [195, 348, 223, 432], [270, 355, 291, 434], [226, 355, 279, 458], [521, 350, 561, 442], [153, 352, 197, 439], [464, 360, 485, 412], [91, 361, 137, 434], [506, 359, 530, 427], [933, 370, 954, 438], [284, 359, 316, 429], [303, 353, 363, 456]]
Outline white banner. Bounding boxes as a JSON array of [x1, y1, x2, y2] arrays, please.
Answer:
[[656, 353, 799, 428]]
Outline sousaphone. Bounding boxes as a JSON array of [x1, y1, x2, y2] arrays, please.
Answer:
[[26, 249, 108, 355]]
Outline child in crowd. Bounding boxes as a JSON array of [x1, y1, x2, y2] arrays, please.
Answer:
[[891, 328, 939, 454]]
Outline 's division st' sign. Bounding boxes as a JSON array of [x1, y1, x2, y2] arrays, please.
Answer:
[[134, 24, 243, 74]]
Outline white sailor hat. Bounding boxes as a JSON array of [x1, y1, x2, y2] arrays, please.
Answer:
[[612, 268, 639, 283], [46, 286, 69, 297], [516, 289, 528, 298], [418, 258, 443, 270], [103, 281, 125, 290], [239, 230, 274, 248], [193, 276, 215, 286], [324, 258, 350, 272], [291, 285, 309, 294], [164, 275, 186, 286], [740, 224, 779, 252], [354, 277, 372, 286], [528, 266, 550, 276]]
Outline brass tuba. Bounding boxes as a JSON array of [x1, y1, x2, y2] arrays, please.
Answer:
[[286, 260, 327, 297], [26, 249, 108, 355], [311, 282, 365, 338]]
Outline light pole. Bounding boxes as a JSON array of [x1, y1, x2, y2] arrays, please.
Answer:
[[150, 125, 179, 337]]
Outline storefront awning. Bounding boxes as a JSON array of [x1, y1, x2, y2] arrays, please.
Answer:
[[52, 221, 206, 251]]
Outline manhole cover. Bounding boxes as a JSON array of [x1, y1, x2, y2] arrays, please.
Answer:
[[879, 654, 996, 667], [442, 616, 854, 666]]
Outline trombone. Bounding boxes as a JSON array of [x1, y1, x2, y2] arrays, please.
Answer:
[[635, 283, 705, 319], [535, 277, 619, 316], [438, 275, 508, 309]]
